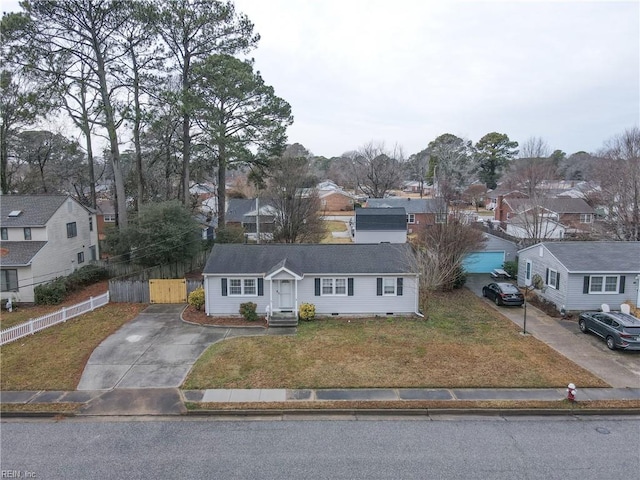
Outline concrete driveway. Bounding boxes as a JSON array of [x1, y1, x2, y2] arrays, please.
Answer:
[[77, 304, 275, 390], [466, 274, 640, 388]]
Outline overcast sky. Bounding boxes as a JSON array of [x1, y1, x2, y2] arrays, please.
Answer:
[[233, 0, 639, 158], [3, 0, 638, 159]]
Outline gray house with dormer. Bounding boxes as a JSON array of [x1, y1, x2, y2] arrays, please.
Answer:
[[202, 243, 419, 319], [517, 242, 640, 312]]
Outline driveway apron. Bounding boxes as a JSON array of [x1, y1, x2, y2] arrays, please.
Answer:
[[77, 304, 266, 390]]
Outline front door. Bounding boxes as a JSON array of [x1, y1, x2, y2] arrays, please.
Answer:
[[278, 280, 293, 311]]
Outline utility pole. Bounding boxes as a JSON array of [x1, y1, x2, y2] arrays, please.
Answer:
[[256, 196, 260, 244]]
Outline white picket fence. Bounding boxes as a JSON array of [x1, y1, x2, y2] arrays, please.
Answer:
[[0, 292, 110, 346]]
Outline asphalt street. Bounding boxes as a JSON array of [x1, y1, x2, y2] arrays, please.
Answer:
[[2, 417, 638, 479]]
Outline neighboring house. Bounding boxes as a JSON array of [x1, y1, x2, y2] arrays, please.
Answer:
[[517, 242, 640, 312], [202, 243, 420, 317], [319, 188, 356, 212], [505, 213, 567, 240], [189, 182, 216, 202], [353, 207, 407, 243], [95, 198, 116, 241], [485, 188, 528, 211], [225, 198, 276, 241], [498, 197, 595, 235], [1, 195, 99, 303], [402, 181, 433, 196], [365, 197, 447, 235], [193, 212, 217, 241], [463, 234, 518, 274]]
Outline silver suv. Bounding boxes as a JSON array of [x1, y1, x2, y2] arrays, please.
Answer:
[[578, 311, 640, 350]]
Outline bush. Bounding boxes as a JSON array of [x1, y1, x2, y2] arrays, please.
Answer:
[[188, 286, 205, 311], [239, 301, 258, 321], [299, 303, 316, 321], [34, 278, 68, 305], [451, 266, 467, 290], [66, 265, 109, 291], [503, 261, 518, 278]]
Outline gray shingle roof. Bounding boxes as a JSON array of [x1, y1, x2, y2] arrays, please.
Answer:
[[536, 242, 640, 272], [355, 207, 406, 231], [506, 197, 594, 214], [225, 198, 257, 223], [366, 197, 446, 214], [0, 195, 69, 227], [203, 243, 416, 275], [0, 241, 47, 265]]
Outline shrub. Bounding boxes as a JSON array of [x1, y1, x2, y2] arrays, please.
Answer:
[[451, 265, 467, 290], [188, 287, 205, 311], [239, 301, 258, 321], [503, 261, 518, 278], [34, 278, 68, 305], [66, 265, 109, 291], [299, 303, 316, 321]]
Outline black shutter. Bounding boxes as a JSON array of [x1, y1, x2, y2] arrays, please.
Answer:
[[546, 268, 549, 285], [221, 278, 228, 296], [258, 278, 264, 296], [348, 278, 354, 296], [619, 276, 625, 294], [377, 278, 383, 296], [397, 278, 403, 296], [315, 278, 320, 296], [556, 273, 560, 290], [583, 276, 589, 294]]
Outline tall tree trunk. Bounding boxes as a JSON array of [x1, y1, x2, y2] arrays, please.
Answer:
[[0, 122, 8, 194], [131, 49, 144, 213], [217, 145, 226, 228], [181, 52, 191, 206]]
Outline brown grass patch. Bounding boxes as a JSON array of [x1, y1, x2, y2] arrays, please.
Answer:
[[0, 403, 82, 414], [0, 303, 146, 391], [184, 289, 608, 390]]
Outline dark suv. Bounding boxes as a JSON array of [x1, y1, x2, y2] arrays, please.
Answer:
[[578, 311, 640, 350]]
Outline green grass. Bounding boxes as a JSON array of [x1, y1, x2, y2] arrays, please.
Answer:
[[183, 289, 609, 390]]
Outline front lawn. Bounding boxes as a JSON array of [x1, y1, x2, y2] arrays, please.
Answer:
[[184, 289, 608, 390], [0, 303, 146, 391]]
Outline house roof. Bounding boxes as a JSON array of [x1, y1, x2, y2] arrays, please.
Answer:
[[366, 197, 446, 214], [0, 241, 47, 266], [203, 243, 416, 275], [355, 207, 407, 231], [225, 198, 257, 223], [0, 195, 71, 227], [520, 241, 640, 273], [506, 197, 595, 215]]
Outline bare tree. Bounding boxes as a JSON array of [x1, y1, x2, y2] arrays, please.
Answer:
[[265, 154, 324, 243], [593, 127, 640, 240], [519, 136, 550, 159], [413, 213, 485, 291], [351, 142, 403, 198]]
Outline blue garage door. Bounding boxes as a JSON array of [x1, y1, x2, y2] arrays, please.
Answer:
[[463, 252, 505, 273]]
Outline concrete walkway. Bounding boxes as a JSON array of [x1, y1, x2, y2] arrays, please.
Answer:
[[77, 304, 291, 391], [465, 275, 640, 388]]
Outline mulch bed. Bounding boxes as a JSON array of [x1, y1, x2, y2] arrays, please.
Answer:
[[181, 304, 268, 327]]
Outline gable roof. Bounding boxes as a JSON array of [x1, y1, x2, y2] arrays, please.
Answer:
[[506, 197, 594, 215], [203, 243, 416, 275], [355, 207, 406, 231], [0, 241, 47, 266], [225, 198, 257, 223], [519, 241, 640, 273], [0, 195, 73, 227]]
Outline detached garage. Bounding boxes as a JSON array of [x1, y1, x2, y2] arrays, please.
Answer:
[[463, 234, 518, 274]]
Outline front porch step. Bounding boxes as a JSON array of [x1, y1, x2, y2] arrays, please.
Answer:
[[268, 313, 298, 327]]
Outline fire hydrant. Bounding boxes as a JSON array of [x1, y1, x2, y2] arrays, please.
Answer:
[[566, 383, 577, 402]]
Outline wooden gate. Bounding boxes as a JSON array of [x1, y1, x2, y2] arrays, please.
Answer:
[[149, 279, 187, 304]]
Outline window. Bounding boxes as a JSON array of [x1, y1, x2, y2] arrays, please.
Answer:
[[1, 228, 7, 240], [321, 278, 347, 296], [435, 213, 447, 224], [588, 275, 620, 294], [90, 245, 97, 261], [229, 278, 256, 296], [525, 260, 532, 284], [77, 252, 85, 264], [407, 214, 415, 224], [1, 269, 18, 292], [548, 268, 559, 289], [579, 214, 593, 224], [104, 214, 116, 223], [89, 216, 94, 232], [383, 278, 396, 295], [67, 222, 77, 238], [23, 227, 31, 240]]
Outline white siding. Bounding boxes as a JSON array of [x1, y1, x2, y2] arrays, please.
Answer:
[[204, 275, 418, 316], [354, 230, 406, 244]]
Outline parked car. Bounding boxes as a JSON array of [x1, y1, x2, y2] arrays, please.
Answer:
[[578, 311, 640, 350], [482, 282, 524, 306]]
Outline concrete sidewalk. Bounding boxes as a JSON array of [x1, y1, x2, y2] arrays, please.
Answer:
[[2, 387, 639, 416]]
